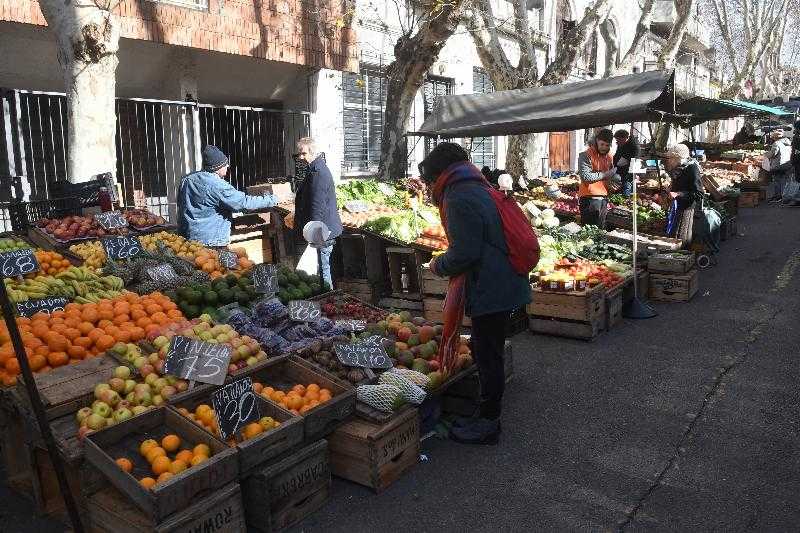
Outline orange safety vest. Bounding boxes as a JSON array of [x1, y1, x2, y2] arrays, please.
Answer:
[[579, 146, 612, 198]]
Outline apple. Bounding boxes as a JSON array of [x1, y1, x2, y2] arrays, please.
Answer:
[[199, 331, 213, 341], [134, 390, 152, 407], [133, 383, 150, 395], [141, 365, 156, 379], [105, 417, 117, 427], [94, 383, 110, 400], [86, 413, 107, 430], [165, 375, 177, 386], [112, 343, 128, 357], [117, 400, 131, 410], [114, 366, 131, 380], [246, 356, 258, 366], [200, 313, 213, 323], [133, 356, 147, 369], [210, 325, 223, 336], [221, 324, 233, 334], [237, 345, 252, 359], [75, 407, 93, 425], [206, 339, 219, 344], [77, 426, 93, 440], [180, 328, 194, 337], [228, 364, 238, 374], [152, 378, 167, 394], [155, 359, 165, 375], [230, 337, 244, 348], [256, 353, 266, 361], [216, 333, 230, 344], [132, 405, 148, 416], [152, 394, 164, 407], [160, 385, 177, 400], [153, 336, 169, 349], [108, 377, 126, 394], [175, 381, 189, 393], [113, 407, 133, 423], [148, 353, 160, 365], [124, 379, 136, 394], [99, 389, 121, 408]]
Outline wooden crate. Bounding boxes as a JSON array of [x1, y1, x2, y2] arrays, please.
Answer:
[[423, 296, 471, 327], [83, 407, 238, 523], [605, 285, 623, 330], [327, 408, 419, 493], [378, 296, 424, 311], [649, 269, 699, 302], [16, 355, 117, 421], [169, 392, 304, 478], [528, 283, 606, 322], [242, 440, 330, 533], [647, 251, 696, 274], [29, 443, 103, 521], [738, 191, 760, 208], [419, 264, 448, 296], [339, 233, 387, 287], [230, 225, 274, 265], [0, 392, 34, 500], [239, 356, 356, 442], [528, 315, 604, 341], [334, 278, 383, 305], [386, 246, 429, 300], [88, 482, 246, 533]]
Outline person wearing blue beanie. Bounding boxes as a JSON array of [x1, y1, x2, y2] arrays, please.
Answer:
[[178, 145, 279, 247]]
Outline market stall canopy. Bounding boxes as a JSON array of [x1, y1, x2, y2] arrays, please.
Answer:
[[677, 97, 794, 125], [414, 70, 677, 138]]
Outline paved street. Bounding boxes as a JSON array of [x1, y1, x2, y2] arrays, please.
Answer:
[[3, 203, 800, 532]]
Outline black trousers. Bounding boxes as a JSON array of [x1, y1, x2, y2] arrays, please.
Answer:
[[470, 311, 510, 420], [579, 196, 609, 228]]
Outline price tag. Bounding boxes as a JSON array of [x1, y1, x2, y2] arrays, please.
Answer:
[[16, 297, 67, 318], [102, 236, 144, 260], [288, 300, 321, 321], [218, 250, 239, 270], [212, 377, 262, 441], [334, 341, 392, 369], [0, 249, 39, 278], [95, 211, 128, 230], [334, 320, 366, 332], [344, 200, 369, 213], [163, 336, 232, 385], [146, 264, 179, 283], [252, 264, 279, 294]]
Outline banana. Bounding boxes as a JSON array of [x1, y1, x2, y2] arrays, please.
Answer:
[[56, 270, 78, 281]]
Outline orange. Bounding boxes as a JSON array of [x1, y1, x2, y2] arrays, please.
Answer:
[[95, 335, 115, 352], [64, 328, 81, 341], [47, 352, 69, 368], [67, 345, 86, 359], [161, 434, 181, 453], [175, 450, 194, 464], [80, 307, 98, 323], [192, 444, 211, 457], [46, 334, 68, 352], [169, 459, 188, 475], [87, 328, 105, 342], [129, 327, 145, 342], [306, 383, 320, 395], [145, 446, 166, 464], [139, 439, 159, 456], [113, 314, 130, 325], [319, 388, 332, 398], [131, 309, 147, 321], [242, 423, 264, 439], [116, 458, 133, 473], [151, 312, 168, 325], [97, 308, 115, 321], [4, 358, 20, 376], [156, 472, 174, 484], [291, 384, 306, 396], [97, 319, 113, 329], [151, 455, 172, 476], [140, 477, 157, 490], [74, 336, 93, 349], [28, 354, 47, 372], [136, 316, 152, 328], [304, 390, 319, 402], [190, 455, 208, 466]]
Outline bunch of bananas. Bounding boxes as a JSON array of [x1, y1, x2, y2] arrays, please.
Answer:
[[5, 266, 124, 303], [69, 241, 106, 271]]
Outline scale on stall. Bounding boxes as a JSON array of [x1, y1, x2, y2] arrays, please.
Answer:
[[623, 157, 658, 319]]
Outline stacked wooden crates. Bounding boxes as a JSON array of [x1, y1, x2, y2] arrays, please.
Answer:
[[647, 252, 699, 302], [527, 283, 607, 341], [419, 264, 470, 327], [334, 233, 387, 304]]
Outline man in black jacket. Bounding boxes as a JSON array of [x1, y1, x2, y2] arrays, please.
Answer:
[[792, 121, 800, 183], [613, 129, 640, 197], [293, 137, 342, 289]]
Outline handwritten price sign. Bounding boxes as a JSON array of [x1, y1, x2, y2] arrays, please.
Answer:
[[16, 297, 68, 318], [164, 336, 232, 385], [102, 236, 144, 260], [95, 211, 128, 230], [0, 249, 39, 278], [252, 264, 278, 295], [212, 377, 261, 441], [288, 300, 321, 322], [334, 340, 392, 369]]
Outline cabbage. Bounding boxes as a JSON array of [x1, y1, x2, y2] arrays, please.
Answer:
[[542, 208, 556, 218], [543, 217, 560, 228]]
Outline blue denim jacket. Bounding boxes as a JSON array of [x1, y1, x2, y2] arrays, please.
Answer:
[[177, 171, 277, 246]]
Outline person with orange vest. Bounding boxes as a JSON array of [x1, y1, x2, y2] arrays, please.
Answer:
[[577, 128, 620, 228]]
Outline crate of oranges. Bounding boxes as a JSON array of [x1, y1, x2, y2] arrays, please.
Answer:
[[172, 385, 304, 476], [239, 356, 356, 442], [83, 406, 238, 522]]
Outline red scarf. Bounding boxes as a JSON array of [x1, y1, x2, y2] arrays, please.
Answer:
[[431, 162, 489, 377]]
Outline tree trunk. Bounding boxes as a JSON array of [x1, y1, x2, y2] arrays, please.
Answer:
[[612, 0, 656, 76], [656, 0, 695, 70], [378, 1, 466, 181], [38, 1, 120, 183]]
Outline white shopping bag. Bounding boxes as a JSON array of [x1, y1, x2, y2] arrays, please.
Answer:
[[296, 244, 319, 277]]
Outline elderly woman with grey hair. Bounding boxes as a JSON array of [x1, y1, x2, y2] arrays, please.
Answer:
[[659, 144, 704, 243], [765, 130, 793, 200]]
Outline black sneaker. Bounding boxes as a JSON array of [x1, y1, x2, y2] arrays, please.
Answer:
[[450, 418, 501, 445]]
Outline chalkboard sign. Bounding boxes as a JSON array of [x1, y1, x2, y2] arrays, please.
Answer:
[[163, 336, 232, 385], [218, 250, 239, 270], [212, 377, 261, 441], [16, 297, 68, 318], [288, 300, 321, 322], [95, 211, 128, 230], [102, 236, 144, 260], [0, 249, 39, 278], [343, 200, 369, 213], [146, 264, 178, 283], [335, 320, 366, 332], [334, 340, 392, 369], [252, 264, 279, 294]]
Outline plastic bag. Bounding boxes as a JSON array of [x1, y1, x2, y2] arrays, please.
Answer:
[[357, 384, 404, 412], [379, 372, 426, 404]]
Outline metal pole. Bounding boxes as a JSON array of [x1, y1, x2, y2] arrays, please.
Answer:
[[0, 281, 84, 532]]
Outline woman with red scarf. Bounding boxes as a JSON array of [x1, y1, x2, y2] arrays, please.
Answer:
[[420, 143, 531, 445]]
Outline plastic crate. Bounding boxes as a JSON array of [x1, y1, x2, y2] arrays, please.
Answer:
[[49, 178, 105, 208], [7, 197, 82, 232]]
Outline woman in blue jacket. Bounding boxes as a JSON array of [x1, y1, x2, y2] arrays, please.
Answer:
[[178, 145, 278, 248]]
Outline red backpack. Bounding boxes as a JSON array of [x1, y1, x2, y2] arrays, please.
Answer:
[[486, 188, 540, 275]]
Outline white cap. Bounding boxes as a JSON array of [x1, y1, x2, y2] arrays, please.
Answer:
[[303, 221, 331, 246], [497, 173, 513, 191]]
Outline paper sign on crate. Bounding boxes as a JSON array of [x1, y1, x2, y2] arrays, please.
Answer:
[[334, 340, 392, 369], [95, 211, 128, 230], [164, 336, 232, 385], [102, 236, 144, 260], [212, 377, 262, 441], [288, 300, 322, 322], [252, 264, 279, 294], [218, 250, 239, 270], [16, 297, 68, 318], [0, 249, 39, 277], [145, 264, 179, 284]]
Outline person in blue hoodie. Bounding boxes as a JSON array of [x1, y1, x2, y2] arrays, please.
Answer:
[[178, 145, 278, 248]]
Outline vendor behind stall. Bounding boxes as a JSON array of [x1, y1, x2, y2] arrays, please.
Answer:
[[577, 129, 620, 228], [613, 129, 640, 197], [659, 144, 703, 243], [177, 145, 279, 248]]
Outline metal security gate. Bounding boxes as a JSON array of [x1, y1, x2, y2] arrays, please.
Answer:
[[0, 89, 311, 230]]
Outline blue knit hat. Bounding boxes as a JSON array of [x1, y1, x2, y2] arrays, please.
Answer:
[[202, 145, 229, 172]]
